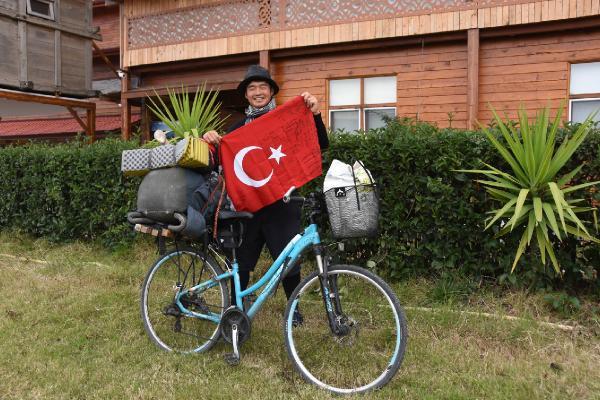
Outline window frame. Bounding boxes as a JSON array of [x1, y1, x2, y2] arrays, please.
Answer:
[[568, 62, 600, 123], [329, 108, 361, 133], [328, 75, 397, 131], [363, 107, 397, 130], [568, 97, 600, 123], [26, 0, 55, 21]]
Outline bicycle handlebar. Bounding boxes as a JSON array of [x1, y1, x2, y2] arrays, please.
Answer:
[[127, 211, 187, 232], [282, 186, 296, 203]]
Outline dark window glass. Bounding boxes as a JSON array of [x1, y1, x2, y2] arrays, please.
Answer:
[[28, 0, 53, 19]]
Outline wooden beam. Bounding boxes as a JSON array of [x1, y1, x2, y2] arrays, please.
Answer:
[[271, 31, 466, 59], [121, 69, 131, 140], [93, 41, 121, 79], [480, 15, 600, 38], [259, 50, 270, 72], [131, 52, 257, 75], [55, 30, 62, 92], [0, 7, 102, 40], [87, 108, 96, 142], [467, 28, 479, 130], [140, 98, 151, 143], [18, 20, 27, 86], [0, 89, 95, 109], [66, 106, 88, 131], [123, 81, 239, 100]]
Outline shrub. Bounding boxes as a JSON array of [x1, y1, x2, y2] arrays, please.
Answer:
[[0, 138, 141, 247], [0, 120, 598, 292], [318, 118, 599, 292]]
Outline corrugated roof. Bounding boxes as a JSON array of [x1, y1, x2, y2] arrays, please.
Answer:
[[0, 115, 140, 137]]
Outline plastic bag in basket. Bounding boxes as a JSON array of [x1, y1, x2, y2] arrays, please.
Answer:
[[323, 160, 378, 239]]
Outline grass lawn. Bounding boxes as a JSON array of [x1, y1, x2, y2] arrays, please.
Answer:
[[0, 232, 598, 400]]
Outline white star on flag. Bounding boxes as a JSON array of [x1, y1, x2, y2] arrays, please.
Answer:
[[268, 145, 286, 164]]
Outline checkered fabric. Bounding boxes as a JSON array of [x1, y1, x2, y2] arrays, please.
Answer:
[[150, 144, 177, 169], [121, 149, 151, 176]]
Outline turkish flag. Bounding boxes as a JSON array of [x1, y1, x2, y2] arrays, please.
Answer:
[[219, 96, 322, 212]]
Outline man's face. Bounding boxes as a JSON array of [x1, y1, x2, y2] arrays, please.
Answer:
[[245, 81, 274, 108]]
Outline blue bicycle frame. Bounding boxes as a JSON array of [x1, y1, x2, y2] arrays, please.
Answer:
[[174, 223, 322, 323]]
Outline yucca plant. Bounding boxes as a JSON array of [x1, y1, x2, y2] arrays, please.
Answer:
[[146, 82, 227, 141], [458, 106, 599, 273]]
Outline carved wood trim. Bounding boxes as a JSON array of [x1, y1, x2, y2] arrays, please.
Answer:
[[126, 0, 541, 50]]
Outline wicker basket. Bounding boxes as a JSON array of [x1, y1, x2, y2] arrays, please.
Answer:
[[325, 184, 379, 239]]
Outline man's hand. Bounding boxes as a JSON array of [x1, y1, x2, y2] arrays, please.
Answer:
[[202, 130, 222, 145], [301, 92, 320, 115]]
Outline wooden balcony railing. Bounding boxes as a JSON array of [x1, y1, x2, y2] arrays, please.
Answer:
[[127, 0, 512, 50]]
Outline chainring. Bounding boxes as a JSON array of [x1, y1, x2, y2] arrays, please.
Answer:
[[220, 307, 252, 344]]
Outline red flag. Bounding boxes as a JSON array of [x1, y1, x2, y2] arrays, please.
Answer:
[[219, 96, 322, 212]]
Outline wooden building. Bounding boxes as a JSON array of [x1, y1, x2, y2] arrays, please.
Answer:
[[0, 0, 140, 142], [0, 0, 95, 96], [119, 1, 600, 137]]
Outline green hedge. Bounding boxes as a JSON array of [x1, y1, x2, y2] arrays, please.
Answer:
[[0, 139, 140, 247], [316, 120, 600, 291], [0, 122, 598, 290]]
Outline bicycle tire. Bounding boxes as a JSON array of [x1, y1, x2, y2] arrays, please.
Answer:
[[283, 264, 408, 394], [141, 247, 229, 353]]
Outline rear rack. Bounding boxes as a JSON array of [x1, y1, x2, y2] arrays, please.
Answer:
[[134, 223, 175, 238]]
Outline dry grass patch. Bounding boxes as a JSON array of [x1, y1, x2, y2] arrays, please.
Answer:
[[0, 232, 598, 399]]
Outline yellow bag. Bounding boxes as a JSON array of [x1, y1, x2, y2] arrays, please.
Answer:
[[176, 133, 210, 168]]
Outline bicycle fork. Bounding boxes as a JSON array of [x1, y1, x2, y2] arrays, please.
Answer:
[[315, 253, 348, 337]]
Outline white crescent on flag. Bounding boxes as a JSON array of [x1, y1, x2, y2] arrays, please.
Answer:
[[233, 146, 274, 187]]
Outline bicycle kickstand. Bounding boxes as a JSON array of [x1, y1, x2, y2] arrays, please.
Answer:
[[223, 324, 241, 366]]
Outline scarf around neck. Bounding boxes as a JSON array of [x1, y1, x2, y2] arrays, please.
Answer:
[[245, 98, 276, 124]]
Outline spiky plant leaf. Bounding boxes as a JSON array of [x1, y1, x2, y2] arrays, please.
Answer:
[[146, 82, 227, 140], [456, 105, 599, 274]]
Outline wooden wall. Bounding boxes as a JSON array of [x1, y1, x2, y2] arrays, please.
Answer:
[[274, 27, 600, 129], [478, 28, 600, 123], [94, 5, 119, 51], [0, 0, 95, 96], [127, 24, 600, 129], [123, 0, 600, 67], [274, 42, 468, 128], [0, 15, 19, 88], [140, 63, 250, 91]]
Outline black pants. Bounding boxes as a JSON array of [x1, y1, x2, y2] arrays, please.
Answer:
[[231, 199, 302, 304]]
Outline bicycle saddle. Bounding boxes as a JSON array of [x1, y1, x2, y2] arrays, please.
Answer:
[[218, 211, 253, 221]]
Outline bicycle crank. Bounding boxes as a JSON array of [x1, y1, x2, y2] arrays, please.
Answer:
[[220, 307, 251, 366]]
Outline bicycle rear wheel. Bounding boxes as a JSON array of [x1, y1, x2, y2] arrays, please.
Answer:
[[283, 264, 407, 394], [141, 247, 229, 353]]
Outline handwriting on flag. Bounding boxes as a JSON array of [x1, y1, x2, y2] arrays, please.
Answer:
[[219, 96, 322, 212]]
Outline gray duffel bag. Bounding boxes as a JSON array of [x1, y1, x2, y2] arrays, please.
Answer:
[[127, 167, 212, 239]]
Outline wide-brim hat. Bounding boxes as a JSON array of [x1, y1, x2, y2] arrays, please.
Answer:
[[237, 65, 279, 96]]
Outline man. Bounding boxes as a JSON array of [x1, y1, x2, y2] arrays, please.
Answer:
[[203, 65, 329, 323]]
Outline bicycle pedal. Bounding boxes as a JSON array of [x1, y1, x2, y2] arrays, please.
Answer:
[[223, 352, 240, 366]]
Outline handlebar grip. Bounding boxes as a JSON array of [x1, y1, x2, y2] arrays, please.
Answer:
[[282, 186, 296, 203], [287, 196, 305, 203], [167, 213, 187, 232]]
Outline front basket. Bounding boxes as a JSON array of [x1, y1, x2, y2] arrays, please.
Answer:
[[324, 184, 379, 239]]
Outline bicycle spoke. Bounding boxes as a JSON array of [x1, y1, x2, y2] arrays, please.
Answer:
[[141, 249, 228, 353], [284, 265, 407, 394]]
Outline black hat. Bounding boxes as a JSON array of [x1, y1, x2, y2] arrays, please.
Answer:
[[237, 65, 279, 96]]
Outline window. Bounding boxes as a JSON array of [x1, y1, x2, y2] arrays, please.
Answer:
[[26, 0, 55, 21], [329, 76, 396, 132], [569, 62, 600, 123]]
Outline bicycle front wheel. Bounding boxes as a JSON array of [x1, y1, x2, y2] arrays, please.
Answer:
[[141, 247, 229, 353], [283, 264, 407, 394]]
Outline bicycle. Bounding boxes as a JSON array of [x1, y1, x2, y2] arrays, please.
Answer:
[[132, 188, 408, 394]]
